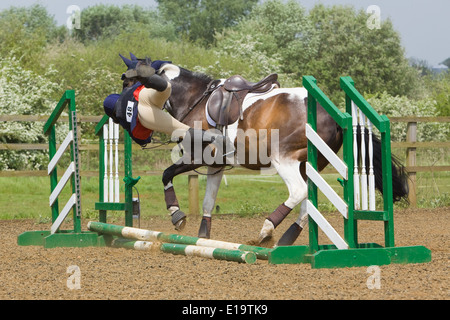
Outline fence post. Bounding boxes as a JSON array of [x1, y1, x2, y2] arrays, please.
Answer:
[[188, 174, 199, 215], [406, 121, 417, 207]]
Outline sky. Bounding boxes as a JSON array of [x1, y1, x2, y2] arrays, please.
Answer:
[[0, 0, 448, 66]]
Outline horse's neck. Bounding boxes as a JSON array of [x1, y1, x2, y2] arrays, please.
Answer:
[[170, 77, 209, 121]]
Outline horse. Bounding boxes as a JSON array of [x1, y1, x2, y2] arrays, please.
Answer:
[[125, 61, 409, 246]]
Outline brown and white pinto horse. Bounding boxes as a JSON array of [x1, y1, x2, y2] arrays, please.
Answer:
[[151, 63, 408, 246]]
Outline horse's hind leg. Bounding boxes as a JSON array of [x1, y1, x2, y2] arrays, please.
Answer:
[[258, 159, 307, 245], [198, 167, 224, 238]]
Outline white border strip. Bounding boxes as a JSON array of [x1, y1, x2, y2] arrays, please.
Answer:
[[306, 162, 348, 218], [49, 162, 75, 207], [48, 131, 73, 175], [50, 193, 76, 234], [307, 200, 348, 250], [306, 124, 347, 179]]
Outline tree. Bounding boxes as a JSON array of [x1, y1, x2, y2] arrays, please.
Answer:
[[442, 57, 450, 68], [215, 1, 419, 99], [409, 57, 432, 76], [74, 4, 176, 43], [306, 4, 418, 98], [215, 0, 318, 85], [156, 0, 258, 45], [0, 4, 62, 65]]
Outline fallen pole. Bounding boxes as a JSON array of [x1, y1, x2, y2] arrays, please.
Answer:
[[111, 238, 257, 264], [88, 221, 271, 260]]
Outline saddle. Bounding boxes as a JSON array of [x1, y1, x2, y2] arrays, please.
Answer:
[[207, 73, 279, 129]]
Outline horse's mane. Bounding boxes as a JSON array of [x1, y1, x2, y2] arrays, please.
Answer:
[[179, 66, 214, 85]]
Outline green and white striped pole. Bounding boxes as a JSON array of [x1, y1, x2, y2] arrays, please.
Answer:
[[88, 221, 271, 260], [111, 238, 257, 264]]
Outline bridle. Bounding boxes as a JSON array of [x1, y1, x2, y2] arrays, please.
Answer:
[[164, 76, 221, 123]]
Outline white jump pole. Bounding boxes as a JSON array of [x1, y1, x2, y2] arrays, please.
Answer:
[[351, 101, 360, 210], [359, 110, 368, 210], [109, 118, 114, 202], [114, 122, 120, 203], [367, 119, 376, 210], [104, 118, 121, 203], [103, 122, 109, 202]]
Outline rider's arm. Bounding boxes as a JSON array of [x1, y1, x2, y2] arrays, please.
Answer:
[[142, 74, 168, 92]]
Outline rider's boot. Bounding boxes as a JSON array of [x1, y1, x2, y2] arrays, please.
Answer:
[[180, 128, 235, 164]]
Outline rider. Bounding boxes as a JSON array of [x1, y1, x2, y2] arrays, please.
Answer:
[[103, 53, 231, 149], [103, 53, 233, 230]]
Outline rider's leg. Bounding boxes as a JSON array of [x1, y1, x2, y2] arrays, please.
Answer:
[[137, 84, 191, 137]]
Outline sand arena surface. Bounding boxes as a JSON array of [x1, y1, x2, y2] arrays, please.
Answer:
[[0, 207, 448, 300]]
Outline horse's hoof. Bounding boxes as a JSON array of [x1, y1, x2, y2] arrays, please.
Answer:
[[198, 217, 211, 239], [258, 235, 274, 246], [171, 210, 186, 231], [276, 223, 302, 246], [257, 219, 274, 245], [174, 217, 186, 231]]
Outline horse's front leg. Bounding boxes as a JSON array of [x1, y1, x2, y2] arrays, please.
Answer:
[[276, 200, 309, 246], [162, 161, 203, 230], [258, 159, 308, 245], [198, 167, 224, 238]]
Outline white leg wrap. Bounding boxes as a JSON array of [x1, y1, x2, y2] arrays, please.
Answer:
[[296, 201, 309, 229], [258, 219, 275, 241], [168, 206, 179, 215]]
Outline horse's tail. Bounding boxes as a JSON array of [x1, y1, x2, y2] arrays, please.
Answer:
[[357, 126, 409, 203]]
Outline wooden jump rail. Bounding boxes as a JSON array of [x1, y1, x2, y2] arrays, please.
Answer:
[[88, 221, 271, 260], [87, 221, 270, 264], [110, 238, 257, 264]]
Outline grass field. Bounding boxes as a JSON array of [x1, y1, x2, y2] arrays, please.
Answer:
[[1, 170, 448, 221]]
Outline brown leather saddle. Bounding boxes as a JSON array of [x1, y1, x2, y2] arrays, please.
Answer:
[[206, 73, 279, 129]]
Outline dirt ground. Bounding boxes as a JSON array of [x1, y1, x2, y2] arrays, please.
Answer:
[[0, 207, 448, 301]]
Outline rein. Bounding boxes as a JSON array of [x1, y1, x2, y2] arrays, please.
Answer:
[[176, 80, 220, 123], [140, 138, 173, 150], [193, 165, 234, 176]]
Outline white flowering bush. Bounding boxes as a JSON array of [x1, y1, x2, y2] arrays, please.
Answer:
[[368, 92, 449, 170], [0, 56, 62, 170], [367, 92, 449, 142]]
